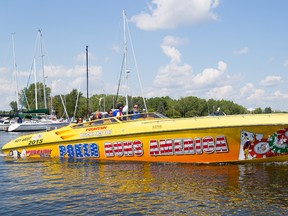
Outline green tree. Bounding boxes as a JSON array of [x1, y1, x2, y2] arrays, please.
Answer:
[[253, 107, 263, 114], [146, 96, 172, 114], [65, 89, 83, 117], [19, 82, 51, 111], [9, 101, 18, 113], [174, 97, 194, 117], [264, 107, 272, 113]]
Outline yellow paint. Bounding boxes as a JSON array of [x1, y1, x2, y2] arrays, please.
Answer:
[[2, 113, 288, 163]]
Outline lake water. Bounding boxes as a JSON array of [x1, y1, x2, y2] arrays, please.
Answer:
[[0, 131, 287, 215]]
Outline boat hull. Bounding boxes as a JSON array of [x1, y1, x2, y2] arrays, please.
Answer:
[[2, 114, 288, 164], [0, 124, 10, 131]]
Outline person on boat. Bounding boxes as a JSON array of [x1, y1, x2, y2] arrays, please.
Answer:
[[76, 117, 83, 123], [91, 111, 103, 124], [17, 117, 23, 123], [113, 104, 124, 120], [76, 117, 84, 127], [107, 109, 116, 122], [129, 104, 141, 120], [107, 109, 113, 118]]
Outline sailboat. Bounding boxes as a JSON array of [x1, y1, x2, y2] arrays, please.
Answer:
[[7, 30, 69, 132], [114, 10, 148, 114], [7, 108, 69, 132]]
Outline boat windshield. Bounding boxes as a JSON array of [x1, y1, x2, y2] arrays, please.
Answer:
[[72, 112, 167, 128]]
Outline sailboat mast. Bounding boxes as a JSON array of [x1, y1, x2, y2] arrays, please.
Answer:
[[86, 45, 89, 119], [39, 29, 47, 109], [33, 58, 38, 109], [123, 10, 129, 114], [11, 33, 19, 111]]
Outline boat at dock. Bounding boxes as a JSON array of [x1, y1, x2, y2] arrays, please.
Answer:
[[6, 109, 69, 132], [1, 112, 288, 164], [7, 118, 69, 132], [0, 118, 12, 131]]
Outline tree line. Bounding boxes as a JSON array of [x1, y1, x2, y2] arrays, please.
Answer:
[[0, 82, 277, 118]]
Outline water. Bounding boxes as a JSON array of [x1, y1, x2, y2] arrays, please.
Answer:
[[0, 131, 287, 215]]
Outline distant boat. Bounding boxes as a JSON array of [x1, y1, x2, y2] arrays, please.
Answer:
[[7, 120, 69, 132], [7, 109, 69, 132], [0, 118, 12, 131]]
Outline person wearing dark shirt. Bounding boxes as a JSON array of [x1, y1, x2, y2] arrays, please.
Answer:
[[130, 104, 141, 120]]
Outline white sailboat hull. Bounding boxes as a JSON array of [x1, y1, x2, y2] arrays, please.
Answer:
[[0, 124, 10, 131], [7, 121, 69, 132]]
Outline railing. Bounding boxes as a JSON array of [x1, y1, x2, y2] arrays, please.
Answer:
[[71, 112, 167, 128]]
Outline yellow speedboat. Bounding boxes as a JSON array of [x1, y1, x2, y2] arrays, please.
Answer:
[[2, 112, 288, 163]]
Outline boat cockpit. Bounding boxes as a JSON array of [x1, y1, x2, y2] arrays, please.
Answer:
[[72, 112, 168, 128]]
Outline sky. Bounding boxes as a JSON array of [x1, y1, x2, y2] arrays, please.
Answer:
[[1, 0, 288, 112]]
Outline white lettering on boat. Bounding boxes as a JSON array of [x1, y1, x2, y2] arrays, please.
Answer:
[[80, 129, 112, 138], [104, 140, 144, 157], [149, 136, 229, 156], [59, 143, 100, 158]]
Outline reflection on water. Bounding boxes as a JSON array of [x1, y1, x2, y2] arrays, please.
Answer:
[[0, 131, 287, 215]]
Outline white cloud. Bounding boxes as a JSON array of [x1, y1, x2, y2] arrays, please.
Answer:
[[154, 63, 192, 88], [234, 47, 249, 55], [112, 44, 121, 53], [0, 77, 14, 95], [0, 75, 18, 110], [131, 0, 219, 30], [260, 75, 283, 87], [162, 35, 189, 47], [192, 61, 227, 87], [160, 36, 189, 64], [206, 85, 233, 99], [161, 46, 181, 64], [153, 35, 230, 99], [247, 89, 265, 101], [17, 69, 30, 78], [272, 90, 288, 99], [75, 51, 96, 64], [154, 36, 193, 88], [240, 83, 254, 97], [0, 67, 9, 73], [48, 64, 102, 95], [153, 34, 229, 95]]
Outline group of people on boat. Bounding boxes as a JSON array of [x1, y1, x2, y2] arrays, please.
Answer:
[[76, 103, 141, 124], [112, 103, 141, 120]]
